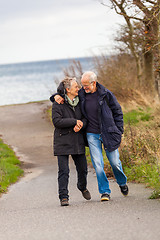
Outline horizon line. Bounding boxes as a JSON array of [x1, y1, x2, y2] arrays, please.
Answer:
[[0, 54, 107, 67]]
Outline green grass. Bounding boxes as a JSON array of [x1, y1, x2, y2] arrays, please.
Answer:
[[121, 108, 160, 199], [0, 139, 24, 194], [124, 162, 160, 187], [150, 188, 160, 199], [123, 109, 153, 125], [47, 106, 52, 119], [124, 161, 160, 200]]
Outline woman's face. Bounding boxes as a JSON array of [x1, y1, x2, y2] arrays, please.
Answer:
[[66, 81, 79, 97]]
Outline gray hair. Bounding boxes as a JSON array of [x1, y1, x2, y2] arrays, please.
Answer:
[[81, 71, 97, 83], [62, 77, 77, 90]]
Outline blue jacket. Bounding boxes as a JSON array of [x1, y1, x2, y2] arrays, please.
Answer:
[[78, 82, 124, 152]]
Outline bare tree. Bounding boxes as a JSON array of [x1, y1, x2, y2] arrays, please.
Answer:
[[114, 21, 145, 85], [100, 0, 160, 97], [115, 22, 145, 54]]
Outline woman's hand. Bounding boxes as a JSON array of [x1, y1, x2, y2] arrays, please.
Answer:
[[73, 125, 80, 132], [76, 120, 83, 128], [73, 120, 83, 132]]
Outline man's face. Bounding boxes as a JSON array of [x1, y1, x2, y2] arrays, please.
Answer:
[[81, 76, 95, 93]]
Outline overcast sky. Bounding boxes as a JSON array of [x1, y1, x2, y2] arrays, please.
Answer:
[[0, 0, 124, 64]]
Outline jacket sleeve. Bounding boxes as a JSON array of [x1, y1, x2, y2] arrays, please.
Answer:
[[50, 93, 57, 103], [50, 82, 65, 103], [107, 91, 124, 134], [81, 116, 87, 130], [52, 103, 77, 128]]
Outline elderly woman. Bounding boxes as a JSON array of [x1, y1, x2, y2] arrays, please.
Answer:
[[50, 77, 91, 206]]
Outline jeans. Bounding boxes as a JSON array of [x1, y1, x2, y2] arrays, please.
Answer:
[[57, 154, 88, 200], [87, 133, 127, 194]]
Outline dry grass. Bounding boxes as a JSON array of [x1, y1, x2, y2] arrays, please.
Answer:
[[94, 54, 137, 97]]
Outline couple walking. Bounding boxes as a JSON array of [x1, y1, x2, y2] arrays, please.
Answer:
[[50, 71, 128, 206]]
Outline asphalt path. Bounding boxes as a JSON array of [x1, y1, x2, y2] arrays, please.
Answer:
[[0, 101, 159, 240]]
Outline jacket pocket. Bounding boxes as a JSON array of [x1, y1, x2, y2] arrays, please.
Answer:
[[107, 126, 121, 133], [59, 128, 71, 136], [107, 126, 122, 143]]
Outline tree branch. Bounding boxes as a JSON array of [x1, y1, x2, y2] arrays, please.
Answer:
[[100, 1, 111, 8], [133, 0, 151, 15], [144, 41, 160, 54], [145, 0, 157, 4], [146, 0, 156, 5], [109, 0, 143, 21]]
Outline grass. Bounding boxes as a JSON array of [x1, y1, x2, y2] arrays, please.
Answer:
[[121, 108, 160, 199], [0, 139, 24, 194], [123, 108, 153, 124], [46, 105, 52, 119]]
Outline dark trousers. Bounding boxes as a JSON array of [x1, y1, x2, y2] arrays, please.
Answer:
[[57, 154, 88, 200]]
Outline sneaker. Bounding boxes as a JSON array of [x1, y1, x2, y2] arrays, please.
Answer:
[[82, 189, 91, 200], [120, 184, 129, 196], [60, 198, 69, 206], [101, 193, 110, 201]]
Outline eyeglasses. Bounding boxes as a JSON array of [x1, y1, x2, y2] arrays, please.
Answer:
[[81, 82, 93, 88]]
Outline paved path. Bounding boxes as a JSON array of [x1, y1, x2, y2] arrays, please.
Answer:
[[0, 101, 159, 240]]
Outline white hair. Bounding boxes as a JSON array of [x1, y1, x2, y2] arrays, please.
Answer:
[[62, 77, 77, 89], [81, 71, 97, 83]]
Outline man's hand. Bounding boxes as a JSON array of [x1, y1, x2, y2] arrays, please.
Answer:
[[54, 95, 64, 104]]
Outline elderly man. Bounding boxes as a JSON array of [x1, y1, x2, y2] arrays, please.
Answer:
[[55, 71, 128, 201]]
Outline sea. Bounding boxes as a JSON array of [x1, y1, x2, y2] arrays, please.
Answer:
[[0, 57, 94, 106]]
